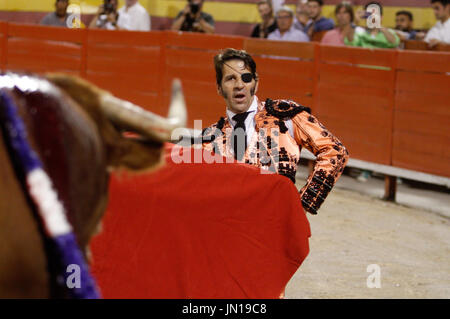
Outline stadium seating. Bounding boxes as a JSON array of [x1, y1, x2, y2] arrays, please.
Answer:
[[0, 22, 448, 181]]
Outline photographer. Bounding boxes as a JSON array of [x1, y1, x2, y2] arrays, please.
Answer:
[[171, 0, 215, 34], [89, 0, 119, 30]]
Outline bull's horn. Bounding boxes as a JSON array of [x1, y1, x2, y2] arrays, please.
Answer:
[[99, 79, 187, 141], [168, 79, 187, 127]]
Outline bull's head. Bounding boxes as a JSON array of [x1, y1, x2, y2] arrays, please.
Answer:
[[0, 73, 186, 297], [43, 73, 188, 262], [46, 73, 186, 172], [0, 72, 187, 298]]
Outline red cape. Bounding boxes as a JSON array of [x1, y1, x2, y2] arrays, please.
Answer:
[[90, 144, 311, 298]]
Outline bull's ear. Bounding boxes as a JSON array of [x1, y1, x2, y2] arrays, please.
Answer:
[[108, 136, 165, 172]]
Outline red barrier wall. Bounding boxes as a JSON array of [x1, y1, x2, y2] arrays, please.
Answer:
[[393, 51, 450, 177], [0, 22, 449, 177], [5, 23, 85, 76], [243, 39, 316, 112], [0, 22, 7, 70], [316, 45, 397, 165], [85, 29, 164, 113]]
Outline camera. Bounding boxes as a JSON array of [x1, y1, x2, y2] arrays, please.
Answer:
[[189, 0, 200, 15], [97, 0, 117, 28], [190, 3, 200, 14], [103, 0, 115, 14]]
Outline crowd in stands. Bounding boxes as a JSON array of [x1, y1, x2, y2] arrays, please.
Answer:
[[35, 0, 448, 186], [39, 0, 450, 49], [41, 0, 151, 31]]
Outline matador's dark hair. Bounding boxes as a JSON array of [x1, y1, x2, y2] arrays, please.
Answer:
[[213, 48, 258, 87]]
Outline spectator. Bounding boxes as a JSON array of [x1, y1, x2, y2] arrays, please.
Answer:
[[171, 0, 215, 34], [304, 0, 335, 38], [321, 2, 364, 46], [394, 10, 425, 41], [251, 0, 278, 38], [344, 1, 400, 49], [117, 0, 151, 31], [40, 0, 70, 27], [424, 0, 450, 47], [294, 0, 311, 32], [268, 6, 309, 42], [89, 0, 120, 30]]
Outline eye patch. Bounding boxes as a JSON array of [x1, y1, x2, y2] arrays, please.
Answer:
[[241, 73, 253, 83]]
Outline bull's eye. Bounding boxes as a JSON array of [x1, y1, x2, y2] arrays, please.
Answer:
[[241, 73, 253, 83]]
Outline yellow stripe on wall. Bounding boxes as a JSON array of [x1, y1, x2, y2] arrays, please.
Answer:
[[0, 0, 438, 29], [149, 0, 261, 22], [0, 0, 102, 13]]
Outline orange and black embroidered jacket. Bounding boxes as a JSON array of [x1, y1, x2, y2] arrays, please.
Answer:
[[201, 98, 349, 215]]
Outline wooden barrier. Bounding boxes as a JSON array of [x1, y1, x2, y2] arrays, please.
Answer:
[[0, 23, 448, 179], [0, 22, 7, 71], [85, 29, 165, 114], [403, 40, 450, 52], [393, 50, 450, 177], [243, 39, 316, 112], [5, 24, 85, 75], [316, 45, 397, 165], [436, 43, 450, 52]]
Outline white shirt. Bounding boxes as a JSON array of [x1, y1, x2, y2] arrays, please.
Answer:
[[227, 96, 259, 147], [117, 2, 151, 31], [226, 96, 294, 151], [424, 17, 450, 44], [268, 26, 310, 42]]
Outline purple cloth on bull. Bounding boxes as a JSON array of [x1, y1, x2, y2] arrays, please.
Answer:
[[0, 90, 100, 299]]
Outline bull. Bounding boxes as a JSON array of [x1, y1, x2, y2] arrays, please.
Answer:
[[0, 73, 186, 298]]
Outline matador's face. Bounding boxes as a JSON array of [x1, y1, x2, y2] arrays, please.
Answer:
[[218, 59, 258, 114]]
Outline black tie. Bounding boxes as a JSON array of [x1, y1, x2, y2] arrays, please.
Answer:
[[232, 112, 250, 160]]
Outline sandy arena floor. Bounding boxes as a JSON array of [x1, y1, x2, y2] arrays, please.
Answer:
[[285, 178, 450, 299]]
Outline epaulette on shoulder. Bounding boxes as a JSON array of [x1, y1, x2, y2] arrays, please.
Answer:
[[265, 98, 311, 120]]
